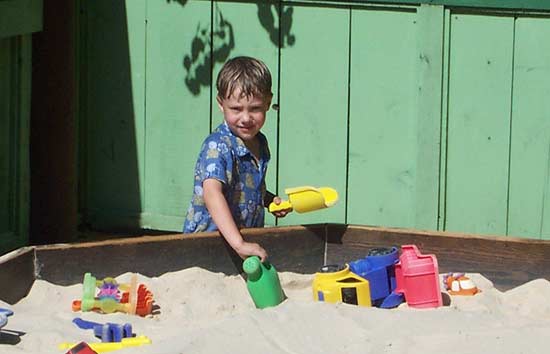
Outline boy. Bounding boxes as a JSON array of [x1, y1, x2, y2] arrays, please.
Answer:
[[183, 56, 290, 262]]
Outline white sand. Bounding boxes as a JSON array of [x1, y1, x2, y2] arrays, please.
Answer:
[[1, 269, 549, 354]]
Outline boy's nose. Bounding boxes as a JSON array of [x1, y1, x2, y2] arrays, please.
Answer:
[[241, 112, 252, 122]]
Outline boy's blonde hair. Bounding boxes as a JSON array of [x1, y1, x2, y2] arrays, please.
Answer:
[[216, 56, 272, 100]]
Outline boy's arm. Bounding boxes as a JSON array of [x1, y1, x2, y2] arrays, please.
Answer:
[[203, 178, 267, 261]]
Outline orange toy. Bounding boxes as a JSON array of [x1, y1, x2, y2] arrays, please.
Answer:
[[443, 273, 480, 296]]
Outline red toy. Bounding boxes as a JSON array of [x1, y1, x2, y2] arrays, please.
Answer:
[[394, 245, 443, 309], [65, 342, 98, 354]]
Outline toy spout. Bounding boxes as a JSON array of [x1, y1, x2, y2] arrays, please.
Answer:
[[243, 256, 262, 281]]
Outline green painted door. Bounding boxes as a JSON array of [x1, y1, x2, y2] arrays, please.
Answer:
[[508, 17, 550, 239], [81, 0, 146, 229], [348, 7, 419, 229], [77, 1, 550, 240], [145, 0, 211, 230], [444, 13, 514, 235], [277, 4, 349, 226]]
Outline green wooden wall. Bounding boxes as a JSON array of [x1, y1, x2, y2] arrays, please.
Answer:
[[78, 0, 550, 239], [0, 0, 42, 254]]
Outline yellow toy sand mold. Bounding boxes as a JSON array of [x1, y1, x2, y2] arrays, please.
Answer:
[[58, 335, 152, 353], [268, 186, 338, 213]]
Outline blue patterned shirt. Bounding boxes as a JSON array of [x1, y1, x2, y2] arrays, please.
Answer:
[[183, 122, 270, 233]]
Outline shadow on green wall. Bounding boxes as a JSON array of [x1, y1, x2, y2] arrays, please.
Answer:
[[172, 1, 295, 96], [257, 3, 295, 48], [182, 4, 235, 95]]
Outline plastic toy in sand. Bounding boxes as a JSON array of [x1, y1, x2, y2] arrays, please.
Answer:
[[72, 273, 154, 316], [243, 256, 285, 309], [268, 186, 338, 213], [0, 308, 14, 329], [63, 341, 98, 354], [348, 247, 399, 308], [392, 244, 443, 309], [443, 273, 481, 296], [59, 336, 151, 353], [73, 318, 133, 343], [312, 264, 372, 307]]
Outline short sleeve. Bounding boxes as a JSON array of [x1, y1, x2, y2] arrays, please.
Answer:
[[195, 137, 233, 185]]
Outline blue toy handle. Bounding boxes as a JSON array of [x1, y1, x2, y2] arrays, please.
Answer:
[[0, 308, 14, 329], [379, 292, 405, 309], [73, 317, 99, 330], [96, 323, 133, 342], [73, 317, 133, 342]]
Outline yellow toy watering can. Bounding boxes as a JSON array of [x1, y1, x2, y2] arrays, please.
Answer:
[[268, 186, 338, 213]]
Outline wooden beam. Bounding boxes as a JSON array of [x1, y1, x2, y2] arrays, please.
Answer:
[[30, 0, 77, 244], [34, 225, 326, 286]]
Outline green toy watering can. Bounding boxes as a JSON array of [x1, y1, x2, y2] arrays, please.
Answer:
[[243, 256, 285, 309]]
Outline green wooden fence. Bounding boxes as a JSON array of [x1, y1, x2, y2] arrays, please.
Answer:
[[78, 0, 550, 239], [0, 0, 42, 254]]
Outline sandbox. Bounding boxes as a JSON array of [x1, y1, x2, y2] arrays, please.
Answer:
[[1, 224, 549, 353]]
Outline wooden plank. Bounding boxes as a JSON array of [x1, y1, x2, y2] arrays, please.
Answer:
[[0, 35, 31, 254], [83, 0, 146, 228], [0, 38, 11, 235], [144, 0, 211, 231], [34, 225, 325, 285], [0, 247, 35, 304], [348, 7, 418, 228], [3, 223, 550, 303], [444, 14, 514, 235], [278, 4, 348, 226], [508, 17, 550, 239], [211, 1, 280, 226], [415, 4, 444, 230], [30, 1, 76, 244], [327, 224, 550, 290], [16, 35, 31, 248], [0, 0, 42, 38], [286, 0, 550, 12]]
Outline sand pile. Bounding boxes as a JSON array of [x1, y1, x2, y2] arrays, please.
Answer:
[[1, 269, 549, 354]]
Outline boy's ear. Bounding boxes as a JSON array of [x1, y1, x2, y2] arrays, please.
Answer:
[[216, 95, 224, 112], [265, 95, 273, 111]]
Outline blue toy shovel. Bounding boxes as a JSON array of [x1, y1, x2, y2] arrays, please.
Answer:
[[73, 317, 133, 343]]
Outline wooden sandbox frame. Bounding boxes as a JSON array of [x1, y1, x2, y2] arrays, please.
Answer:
[[1, 224, 550, 305]]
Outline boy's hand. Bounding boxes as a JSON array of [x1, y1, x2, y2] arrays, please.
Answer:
[[234, 241, 267, 262], [270, 196, 292, 218]]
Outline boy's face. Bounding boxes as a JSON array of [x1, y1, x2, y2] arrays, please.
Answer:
[[217, 88, 271, 141]]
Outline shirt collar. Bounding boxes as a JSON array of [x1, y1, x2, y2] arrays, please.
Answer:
[[218, 122, 269, 160]]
